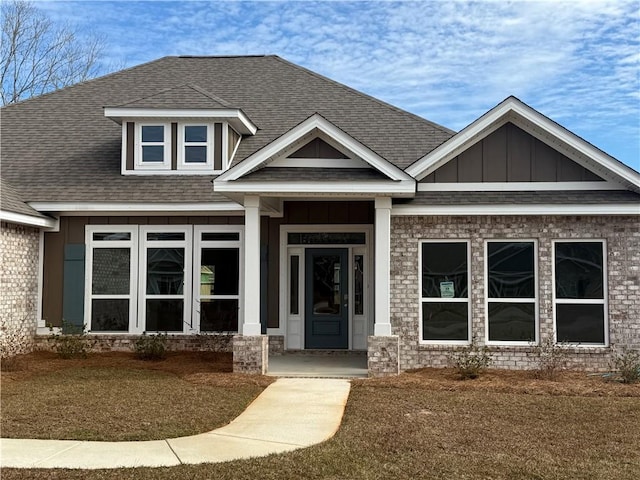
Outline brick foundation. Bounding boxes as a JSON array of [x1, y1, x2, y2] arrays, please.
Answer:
[[0, 222, 40, 359], [390, 215, 640, 372], [268, 335, 285, 356], [33, 333, 234, 353], [368, 335, 400, 377], [233, 335, 268, 374]]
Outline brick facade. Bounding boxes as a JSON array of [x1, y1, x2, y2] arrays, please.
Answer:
[[390, 215, 640, 371], [368, 335, 400, 377], [0, 222, 40, 358], [233, 334, 268, 374]]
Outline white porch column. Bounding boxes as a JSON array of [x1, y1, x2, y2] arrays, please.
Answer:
[[374, 196, 392, 336], [242, 195, 262, 335]]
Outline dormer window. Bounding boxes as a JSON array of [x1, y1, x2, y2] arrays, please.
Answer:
[[179, 124, 213, 169], [138, 124, 170, 169]]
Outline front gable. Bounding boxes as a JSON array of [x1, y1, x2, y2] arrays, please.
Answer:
[[406, 97, 640, 192], [214, 113, 415, 196]]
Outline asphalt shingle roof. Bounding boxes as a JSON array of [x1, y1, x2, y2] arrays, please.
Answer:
[[111, 84, 234, 109], [0, 178, 48, 218], [0, 55, 454, 204]]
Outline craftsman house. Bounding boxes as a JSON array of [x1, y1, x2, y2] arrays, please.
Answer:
[[1, 55, 638, 375]]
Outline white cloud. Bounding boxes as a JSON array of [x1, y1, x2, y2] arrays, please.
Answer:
[[35, 0, 640, 169]]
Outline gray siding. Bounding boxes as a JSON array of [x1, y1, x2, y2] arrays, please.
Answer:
[[422, 123, 605, 183]]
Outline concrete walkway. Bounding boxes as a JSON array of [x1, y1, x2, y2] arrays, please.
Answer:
[[0, 378, 351, 470]]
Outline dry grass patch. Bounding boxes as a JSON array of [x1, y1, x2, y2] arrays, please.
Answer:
[[1, 351, 272, 441], [4, 368, 639, 480]]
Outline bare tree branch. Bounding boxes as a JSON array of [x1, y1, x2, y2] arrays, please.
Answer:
[[1, 0, 105, 105]]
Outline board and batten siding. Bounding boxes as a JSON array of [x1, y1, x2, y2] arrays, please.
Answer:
[[421, 123, 605, 183]]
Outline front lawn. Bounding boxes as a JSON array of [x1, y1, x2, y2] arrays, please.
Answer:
[[2, 357, 639, 479], [1, 351, 272, 441]]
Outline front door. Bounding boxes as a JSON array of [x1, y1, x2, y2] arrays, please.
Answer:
[[305, 248, 348, 349]]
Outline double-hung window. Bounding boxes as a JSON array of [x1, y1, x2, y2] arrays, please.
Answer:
[[85, 227, 138, 332], [486, 241, 537, 344], [420, 241, 470, 343], [553, 241, 607, 345], [179, 124, 213, 169], [137, 124, 170, 169]]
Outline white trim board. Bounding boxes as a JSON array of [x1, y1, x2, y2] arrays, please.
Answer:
[[405, 97, 640, 192], [28, 202, 245, 215], [391, 204, 640, 216], [417, 181, 621, 192], [0, 209, 58, 229], [216, 113, 414, 184], [214, 179, 415, 195]]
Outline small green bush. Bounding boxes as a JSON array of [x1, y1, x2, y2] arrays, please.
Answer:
[[609, 348, 640, 384], [49, 321, 92, 359], [133, 332, 168, 360], [448, 340, 492, 379]]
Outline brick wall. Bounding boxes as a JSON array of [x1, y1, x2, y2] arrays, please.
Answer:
[[390, 215, 640, 371], [0, 222, 40, 358]]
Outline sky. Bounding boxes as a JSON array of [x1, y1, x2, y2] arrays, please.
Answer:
[[36, 0, 640, 170]]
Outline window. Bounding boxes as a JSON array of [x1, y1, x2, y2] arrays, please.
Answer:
[[420, 241, 470, 342], [554, 241, 607, 345], [179, 124, 213, 169], [486, 241, 537, 343], [194, 227, 243, 333], [85, 227, 138, 332], [137, 124, 170, 169]]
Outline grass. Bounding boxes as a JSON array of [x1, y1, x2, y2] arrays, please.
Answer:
[[1, 351, 272, 441], [2, 357, 640, 479]]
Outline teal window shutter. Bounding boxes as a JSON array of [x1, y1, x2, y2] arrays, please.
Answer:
[[63, 244, 86, 333]]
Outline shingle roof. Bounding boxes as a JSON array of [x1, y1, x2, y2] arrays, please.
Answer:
[[0, 178, 48, 218], [110, 84, 234, 109], [240, 167, 391, 182], [0, 55, 454, 204], [399, 190, 640, 206]]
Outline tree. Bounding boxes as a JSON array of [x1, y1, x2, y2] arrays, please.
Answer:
[[1, 0, 104, 105]]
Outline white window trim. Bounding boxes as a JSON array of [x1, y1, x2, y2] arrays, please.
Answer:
[[484, 239, 539, 346], [138, 225, 193, 334], [178, 123, 214, 170], [84, 226, 139, 334], [552, 239, 608, 347], [135, 123, 171, 170], [419, 240, 472, 345], [192, 225, 244, 334]]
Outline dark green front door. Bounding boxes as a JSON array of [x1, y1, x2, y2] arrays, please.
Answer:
[[305, 248, 348, 349]]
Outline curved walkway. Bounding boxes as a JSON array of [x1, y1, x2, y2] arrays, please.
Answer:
[[0, 378, 351, 470]]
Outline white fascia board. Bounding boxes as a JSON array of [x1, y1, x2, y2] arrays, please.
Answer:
[[104, 108, 257, 135], [406, 97, 640, 191], [417, 181, 622, 192], [28, 202, 244, 215], [217, 114, 412, 182], [391, 203, 640, 216], [214, 179, 416, 195], [0, 210, 58, 229]]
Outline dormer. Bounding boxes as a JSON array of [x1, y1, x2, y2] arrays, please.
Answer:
[[104, 84, 257, 175]]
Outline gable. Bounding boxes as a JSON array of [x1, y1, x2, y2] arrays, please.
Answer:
[[421, 123, 605, 183], [289, 138, 348, 159]]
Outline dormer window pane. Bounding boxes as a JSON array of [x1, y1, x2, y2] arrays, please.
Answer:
[[185, 146, 207, 163], [142, 145, 164, 162], [185, 126, 207, 142], [142, 125, 164, 142]]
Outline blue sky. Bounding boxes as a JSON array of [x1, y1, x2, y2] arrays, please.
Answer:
[[38, 0, 639, 170]]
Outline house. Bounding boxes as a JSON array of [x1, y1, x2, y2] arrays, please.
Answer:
[[1, 55, 638, 376]]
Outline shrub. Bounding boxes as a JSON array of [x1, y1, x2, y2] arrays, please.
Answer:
[[532, 335, 568, 380], [1, 313, 33, 371], [609, 347, 640, 384], [448, 340, 492, 379], [49, 321, 92, 359], [133, 332, 168, 360]]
